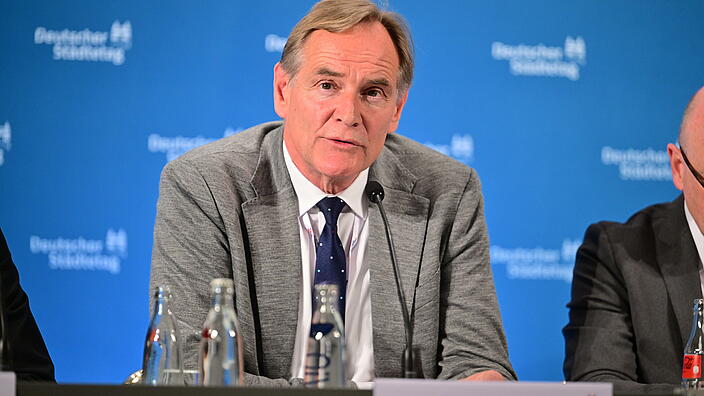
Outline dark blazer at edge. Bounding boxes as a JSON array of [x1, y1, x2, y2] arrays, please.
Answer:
[[0, 227, 55, 382], [564, 195, 700, 393]]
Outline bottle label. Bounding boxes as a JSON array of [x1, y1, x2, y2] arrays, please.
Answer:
[[683, 354, 702, 379], [309, 323, 334, 337]]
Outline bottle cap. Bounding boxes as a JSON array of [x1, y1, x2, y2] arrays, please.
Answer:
[[154, 285, 172, 298], [210, 278, 234, 293]]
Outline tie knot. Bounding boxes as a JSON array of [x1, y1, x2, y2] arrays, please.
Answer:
[[317, 197, 347, 225]]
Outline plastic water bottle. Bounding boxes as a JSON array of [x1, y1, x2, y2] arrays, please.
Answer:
[[304, 284, 347, 388], [683, 298, 704, 389], [142, 286, 183, 385], [199, 278, 244, 386]]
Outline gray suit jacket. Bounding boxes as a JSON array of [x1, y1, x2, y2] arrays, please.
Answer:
[[564, 195, 700, 393], [151, 121, 516, 386]]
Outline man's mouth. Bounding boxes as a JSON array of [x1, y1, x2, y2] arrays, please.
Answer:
[[326, 137, 361, 147]]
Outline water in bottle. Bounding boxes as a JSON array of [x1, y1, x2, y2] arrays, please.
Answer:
[[304, 284, 347, 388], [199, 278, 244, 386], [142, 286, 183, 385], [683, 298, 704, 389]]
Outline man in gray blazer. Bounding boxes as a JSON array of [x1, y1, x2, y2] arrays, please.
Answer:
[[564, 86, 704, 392], [151, 0, 515, 386]]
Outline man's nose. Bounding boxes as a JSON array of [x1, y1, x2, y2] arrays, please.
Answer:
[[334, 91, 361, 128]]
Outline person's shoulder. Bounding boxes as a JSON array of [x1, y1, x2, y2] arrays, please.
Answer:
[[593, 198, 680, 231], [163, 121, 283, 175], [585, 197, 682, 248], [384, 133, 475, 187], [178, 121, 282, 164]]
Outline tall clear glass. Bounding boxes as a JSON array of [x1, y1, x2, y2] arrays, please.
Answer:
[[142, 286, 183, 385], [304, 284, 347, 388], [199, 278, 244, 386], [683, 298, 704, 389]]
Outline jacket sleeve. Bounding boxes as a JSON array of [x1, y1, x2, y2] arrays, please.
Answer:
[[150, 159, 301, 386], [436, 169, 516, 381], [563, 223, 676, 393], [0, 228, 55, 382]]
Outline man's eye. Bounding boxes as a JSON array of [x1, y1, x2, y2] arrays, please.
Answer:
[[365, 89, 384, 98], [320, 82, 333, 90]]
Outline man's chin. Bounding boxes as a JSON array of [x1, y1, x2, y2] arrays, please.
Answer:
[[316, 157, 364, 177], [314, 164, 366, 191]]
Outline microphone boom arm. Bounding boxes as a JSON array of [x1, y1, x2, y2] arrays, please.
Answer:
[[366, 181, 417, 378]]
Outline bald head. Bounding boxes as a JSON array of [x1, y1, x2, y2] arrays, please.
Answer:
[[669, 86, 704, 233], [679, 86, 704, 149]]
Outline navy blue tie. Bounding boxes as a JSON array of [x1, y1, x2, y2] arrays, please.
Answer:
[[313, 197, 347, 322]]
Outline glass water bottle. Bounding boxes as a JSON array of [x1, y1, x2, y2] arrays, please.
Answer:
[[304, 284, 347, 388], [683, 298, 704, 389], [142, 286, 183, 385], [199, 278, 244, 386]]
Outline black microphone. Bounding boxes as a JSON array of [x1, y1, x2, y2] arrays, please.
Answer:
[[365, 181, 417, 378]]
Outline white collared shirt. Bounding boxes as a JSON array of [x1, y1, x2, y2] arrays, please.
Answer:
[[283, 141, 375, 386], [685, 201, 704, 297]]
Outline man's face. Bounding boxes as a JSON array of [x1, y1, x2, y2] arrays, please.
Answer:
[[669, 89, 704, 232], [274, 21, 407, 192]]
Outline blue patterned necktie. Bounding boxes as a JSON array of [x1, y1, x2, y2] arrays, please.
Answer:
[[313, 197, 347, 322]]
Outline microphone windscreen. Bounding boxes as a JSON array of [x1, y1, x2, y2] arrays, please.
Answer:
[[365, 181, 385, 203]]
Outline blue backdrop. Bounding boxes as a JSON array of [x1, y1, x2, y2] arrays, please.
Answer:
[[1, 0, 702, 383]]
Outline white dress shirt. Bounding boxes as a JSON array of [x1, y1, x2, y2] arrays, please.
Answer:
[[685, 201, 704, 297], [283, 142, 375, 386]]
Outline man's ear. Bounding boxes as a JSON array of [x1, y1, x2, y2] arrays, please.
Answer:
[[273, 62, 290, 119], [387, 89, 409, 134], [668, 143, 685, 191]]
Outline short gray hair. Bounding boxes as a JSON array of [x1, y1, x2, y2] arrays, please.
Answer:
[[280, 0, 414, 94]]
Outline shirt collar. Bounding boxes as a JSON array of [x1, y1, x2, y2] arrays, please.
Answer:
[[685, 200, 704, 265], [283, 140, 368, 219]]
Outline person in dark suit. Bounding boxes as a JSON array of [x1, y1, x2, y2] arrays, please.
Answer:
[[564, 86, 704, 393], [0, 227, 55, 381]]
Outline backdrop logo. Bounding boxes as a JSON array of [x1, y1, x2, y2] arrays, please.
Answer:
[[110, 21, 132, 49], [491, 238, 581, 283], [491, 36, 586, 81], [0, 121, 10, 167], [425, 134, 474, 163], [105, 228, 128, 257], [34, 20, 132, 66], [29, 228, 128, 275], [265, 34, 287, 52], [601, 146, 671, 181], [148, 127, 242, 162]]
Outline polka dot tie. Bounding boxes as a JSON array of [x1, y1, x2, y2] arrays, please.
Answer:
[[313, 197, 347, 322]]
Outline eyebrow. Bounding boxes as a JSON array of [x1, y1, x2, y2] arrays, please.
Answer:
[[315, 67, 344, 78], [314, 68, 391, 88], [367, 78, 390, 87]]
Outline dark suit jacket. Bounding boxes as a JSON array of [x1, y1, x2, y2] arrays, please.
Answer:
[[151, 121, 516, 385], [0, 228, 55, 382], [563, 195, 699, 393]]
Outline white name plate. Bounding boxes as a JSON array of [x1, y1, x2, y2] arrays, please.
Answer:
[[374, 379, 612, 396], [0, 372, 15, 396]]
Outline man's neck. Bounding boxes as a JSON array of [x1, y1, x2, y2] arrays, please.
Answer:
[[315, 177, 355, 195], [283, 145, 357, 195], [283, 140, 369, 219]]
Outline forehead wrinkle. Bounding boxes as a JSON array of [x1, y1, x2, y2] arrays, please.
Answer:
[[311, 53, 396, 81], [315, 67, 344, 78], [300, 24, 401, 89], [316, 50, 396, 69]]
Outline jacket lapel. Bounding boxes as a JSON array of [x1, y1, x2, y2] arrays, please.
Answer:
[[658, 195, 703, 349], [241, 126, 301, 378], [367, 146, 430, 377]]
